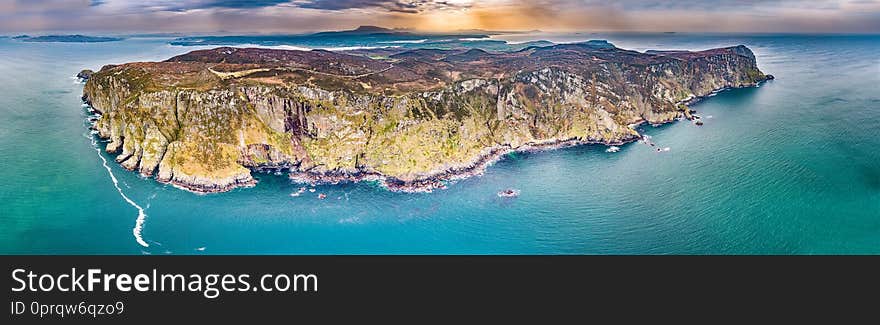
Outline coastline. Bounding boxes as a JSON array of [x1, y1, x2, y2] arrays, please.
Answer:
[[83, 76, 773, 195], [275, 76, 775, 194], [285, 135, 640, 194]]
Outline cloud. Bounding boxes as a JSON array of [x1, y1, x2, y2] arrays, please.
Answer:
[[86, 0, 465, 13], [87, 0, 293, 12], [1, 0, 879, 33], [0, 0, 92, 14], [295, 0, 470, 13], [203, 0, 292, 8], [455, 0, 880, 33]]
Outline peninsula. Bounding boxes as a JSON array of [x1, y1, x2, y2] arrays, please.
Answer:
[[18, 34, 123, 42], [81, 42, 771, 193]]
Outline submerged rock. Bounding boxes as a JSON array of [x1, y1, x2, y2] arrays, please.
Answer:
[[498, 189, 520, 198]]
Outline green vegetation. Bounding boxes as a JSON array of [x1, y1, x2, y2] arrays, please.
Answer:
[[82, 44, 767, 192]]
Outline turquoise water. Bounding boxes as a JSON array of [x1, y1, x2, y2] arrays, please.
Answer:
[[0, 34, 878, 254]]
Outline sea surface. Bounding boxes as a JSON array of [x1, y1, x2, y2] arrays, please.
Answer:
[[0, 33, 878, 254]]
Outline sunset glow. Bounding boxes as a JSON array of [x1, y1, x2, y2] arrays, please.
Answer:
[[2, 0, 879, 34]]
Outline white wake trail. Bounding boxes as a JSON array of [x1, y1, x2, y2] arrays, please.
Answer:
[[87, 134, 150, 247]]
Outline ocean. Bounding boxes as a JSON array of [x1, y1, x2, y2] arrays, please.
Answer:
[[0, 33, 877, 254]]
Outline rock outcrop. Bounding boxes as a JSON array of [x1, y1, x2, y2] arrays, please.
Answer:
[[77, 69, 94, 81], [81, 42, 771, 193]]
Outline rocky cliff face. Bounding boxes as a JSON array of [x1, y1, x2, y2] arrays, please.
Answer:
[[81, 43, 771, 193]]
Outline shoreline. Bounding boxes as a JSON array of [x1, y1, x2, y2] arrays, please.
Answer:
[[84, 77, 773, 195], [276, 76, 774, 193], [286, 135, 640, 193]]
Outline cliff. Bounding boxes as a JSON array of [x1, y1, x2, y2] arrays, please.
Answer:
[[81, 42, 771, 193]]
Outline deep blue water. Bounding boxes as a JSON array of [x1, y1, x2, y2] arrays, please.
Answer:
[[0, 33, 878, 254]]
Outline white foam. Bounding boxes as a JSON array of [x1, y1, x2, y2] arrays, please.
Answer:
[[169, 43, 396, 52], [379, 39, 428, 44], [290, 186, 307, 197], [85, 129, 149, 247], [168, 43, 311, 51], [196, 247, 206, 251], [504, 40, 535, 45], [320, 46, 398, 51], [497, 189, 521, 198], [338, 216, 361, 224]]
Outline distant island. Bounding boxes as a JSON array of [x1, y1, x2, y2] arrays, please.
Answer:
[[168, 26, 554, 51], [81, 41, 772, 193], [16, 34, 123, 43]]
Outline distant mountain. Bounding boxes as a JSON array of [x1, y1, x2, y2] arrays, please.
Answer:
[[309, 25, 416, 37], [351, 25, 394, 33], [124, 33, 186, 38], [166, 26, 547, 51], [16, 35, 123, 43], [577, 40, 615, 49]]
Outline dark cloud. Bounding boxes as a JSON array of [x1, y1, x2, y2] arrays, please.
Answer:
[[189, 0, 292, 9], [85, 0, 464, 13], [296, 0, 468, 13], [86, 0, 292, 12]]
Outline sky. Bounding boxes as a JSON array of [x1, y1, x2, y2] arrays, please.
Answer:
[[2, 0, 879, 34]]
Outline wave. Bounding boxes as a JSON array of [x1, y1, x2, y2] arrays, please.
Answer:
[[338, 216, 361, 224], [320, 45, 398, 51], [82, 109, 149, 248], [168, 43, 311, 51], [379, 39, 428, 44], [503, 40, 535, 45], [98, 144, 149, 247]]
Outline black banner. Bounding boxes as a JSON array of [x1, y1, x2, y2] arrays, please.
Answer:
[[4, 256, 878, 322]]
